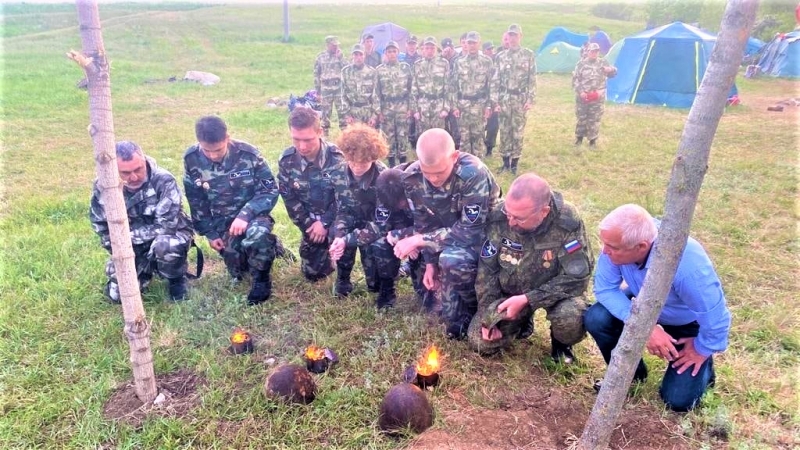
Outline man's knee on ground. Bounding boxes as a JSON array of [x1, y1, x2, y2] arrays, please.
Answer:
[[583, 302, 613, 334], [660, 388, 704, 412]]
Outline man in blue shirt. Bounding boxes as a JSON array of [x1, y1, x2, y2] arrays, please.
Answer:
[[585, 204, 730, 412]]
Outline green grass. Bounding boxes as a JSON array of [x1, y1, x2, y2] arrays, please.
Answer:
[[1, 2, 799, 449]]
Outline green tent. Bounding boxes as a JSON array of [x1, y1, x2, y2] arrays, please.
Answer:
[[536, 41, 582, 73]]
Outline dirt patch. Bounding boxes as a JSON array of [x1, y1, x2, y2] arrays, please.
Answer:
[[102, 369, 206, 428]]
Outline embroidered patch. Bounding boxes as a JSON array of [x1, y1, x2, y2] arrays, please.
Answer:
[[501, 237, 523, 251], [481, 240, 498, 258], [322, 172, 331, 179], [564, 240, 582, 254], [464, 203, 481, 223], [375, 206, 390, 223], [229, 170, 252, 179], [261, 178, 275, 190]]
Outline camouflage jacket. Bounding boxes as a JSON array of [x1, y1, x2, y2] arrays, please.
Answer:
[[365, 51, 382, 68], [412, 56, 451, 112], [183, 140, 279, 241], [376, 61, 413, 113], [278, 140, 344, 232], [341, 63, 378, 117], [572, 57, 617, 95], [491, 46, 537, 105], [91, 156, 193, 251], [401, 153, 501, 264], [451, 53, 494, 108], [314, 50, 345, 93], [329, 160, 401, 248], [476, 192, 593, 311], [400, 52, 421, 66]]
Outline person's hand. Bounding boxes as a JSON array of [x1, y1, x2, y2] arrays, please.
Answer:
[[414, 112, 421, 120], [329, 237, 346, 262], [346, 116, 355, 125], [407, 248, 420, 260], [494, 105, 501, 113], [208, 237, 225, 252], [646, 325, 680, 361], [481, 326, 504, 341], [579, 92, 588, 101], [305, 220, 328, 244], [386, 232, 399, 246], [483, 107, 492, 119], [423, 263, 440, 290], [672, 337, 709, 376], [523, 102, 532, 111], [497, 294, 528, 320], [393, 234, 423, 259], [603, 66, 615, 75], [368, 117, 377, 127], [452, 108, 461, 118], [438, 109, 449, 119], [228, 218, 248, 237]]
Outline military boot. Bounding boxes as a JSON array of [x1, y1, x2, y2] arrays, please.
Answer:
[[510, 158, 520, 175], [574, 136, 583, 146], [168, 276, 188, 302], [387, 156, 396, 168], [498, 156, 510, 173], [551, 332, 576, 364], [486, 146, 494, 157], [247, 265, 272, 306], [446, 315, 470, 340], [376, 277, 397, 309], [104, 280, 121, 304], [588, 138, 597, 147], [516, 310, 534, 340], [335, 268, 353, 298]]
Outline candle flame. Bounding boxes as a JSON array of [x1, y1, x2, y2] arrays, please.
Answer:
[[415, 345, 440, 376], [231, 330, 250, 344], [305, 345, 325, 361]]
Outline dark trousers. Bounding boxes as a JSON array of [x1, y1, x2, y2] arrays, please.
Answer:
[[584, 302, 715, 412], [484, 111, 499, 150]]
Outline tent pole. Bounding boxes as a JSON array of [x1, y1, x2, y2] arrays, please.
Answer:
[[631, 40, 655, 104]]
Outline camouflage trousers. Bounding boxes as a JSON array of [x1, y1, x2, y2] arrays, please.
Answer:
[[345, 105, 375, 127], [415, 97, 447, 136], [380, 105, 410, 159], [438, 245, 479, 328], [467, 294, 589, 355], [484, 110, 499, 152], [299, 235, 335, 282], [456, 100, 487, 158], [499, 96, 528, 158], [218, 216, 279, 279], [408, 116, 418, 149], [104, 234, 191, 302], [575, 98, 604, 140], [337, 240, 378, 290], [445, 111, 461, 149], [320, 87, 346, 134]]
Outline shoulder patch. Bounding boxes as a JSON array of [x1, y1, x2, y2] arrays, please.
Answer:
[[375, 206, 390, 223], [261, 178, 276, 190], [229, 170, 252, 179], [463, 203, 481, 223], [564, 240, 583, 254], [480, 240, 498, 258]]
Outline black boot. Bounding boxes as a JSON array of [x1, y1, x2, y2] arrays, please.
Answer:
[[516, 311, 534, 339], [588, 138, 597, 147], [397, 155, 407, 165], [335, 269, 353, 298], [376, 277, 396, 309], [550, 332, 576, 364], [510, 158, 519, 175], [498, 156, 510, 173], [574, 136, 583, 146], [387, 156, 396, 168], [446, 315, 470, 340], [168, 276, 188, 302], [486, 146, 493, 157], [247, 266, 272, 306]]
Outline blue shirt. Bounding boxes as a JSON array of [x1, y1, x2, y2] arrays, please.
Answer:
[[593, 237, 731, 357]]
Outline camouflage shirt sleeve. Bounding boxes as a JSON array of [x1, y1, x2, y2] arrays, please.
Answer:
[[527, 52, 537, 104], [236, 152, 279, 223], [143, 170, 186, 242], [476, 217, 504, 310], [89, 182, 111, 251], [278, 152, 315, 232], [183, 148, 220, 241], [331, 163, 356, 240]]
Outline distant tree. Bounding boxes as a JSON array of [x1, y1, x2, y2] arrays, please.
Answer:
[[577, 1, 758, 449]]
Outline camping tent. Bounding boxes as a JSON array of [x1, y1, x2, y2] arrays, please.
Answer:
[[756, 31, 800, 78], [605, 38, 625, 65], [536, 42, 582, 73], [361, 22, 410, 55], [607, 22, 737, 108], [744, 37, 765, 58], [589, 30, 613, 54], [538, 27, 588, 53]]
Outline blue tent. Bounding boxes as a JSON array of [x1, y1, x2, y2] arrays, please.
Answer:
[[744, 37, 765, 58], [361, 22, 409, 55], [589, 30, 613, 54], [756, 31, 800, 78], [607, 22, 737, 108], [538, 27, 587, 53]]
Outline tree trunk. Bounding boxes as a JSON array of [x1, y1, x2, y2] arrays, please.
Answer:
[[69, 0, 157, 403], [578, 1, 758, 448]]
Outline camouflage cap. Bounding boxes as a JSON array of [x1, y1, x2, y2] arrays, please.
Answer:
[[588, 42, 600, 51], [325, 35, 339, 45], [408, 35, 418, 44], [465, 31, 480, 42], [385, 40, 399, 50], [422, 36, 437, 46], [507, 24, 522, 34], [362, 33, 374, 40], [441, 37, 454, 48], [482, 41, 494, 51], [352, 43, 365, 54]]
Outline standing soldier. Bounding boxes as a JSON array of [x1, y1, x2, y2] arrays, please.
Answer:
[[468, 173, 592, 362], [341, 43, 378, 128], [572, 42, 617, 147], [482, 41, 499, 157], [400, 35, 421, 149], [452, 31, 494, 158], [183, 116, 281, 306], [440, 37, 461, 149], [492, 24, 536, 174], [377, 41, 413, 167], [363, 33, 382, 68], [91, 141, 194, 303], [314, 36, 346, 137], [278, 107, 346, 288], [412, 36, 451, 139]]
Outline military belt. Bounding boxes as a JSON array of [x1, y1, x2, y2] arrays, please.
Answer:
[[322, 79, 341, 86], [382, 94, 409, 102], [421, 93, 444, 100], [505, 88, 528, 95], [459, 93, 487, 102], [350, 101, 370, 107]]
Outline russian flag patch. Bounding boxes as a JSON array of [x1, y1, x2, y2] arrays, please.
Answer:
[[564, 240, 582, 254]]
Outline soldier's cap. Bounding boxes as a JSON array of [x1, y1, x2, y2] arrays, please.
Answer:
[[408, 35, 418, 44], [466, 31, 480, 42], [362, 33, 374, 40], [385, 40, 399, 50], [325, 35, 339, 45], [352, 43, 365, 54], [482, 41, 494, 51], [422, 36, 438, 46], [588, 42, 601, 51], [441, 37, 454, 48], [507, 24, 522, 34]]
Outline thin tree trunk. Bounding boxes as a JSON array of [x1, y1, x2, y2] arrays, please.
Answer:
[[68, 0, 157, 403], [578, 1, 758, 448]]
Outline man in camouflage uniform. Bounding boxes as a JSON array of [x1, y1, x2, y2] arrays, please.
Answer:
[[183, 116, 280, 305], [412, 36, 451, 140], [363, 33, 382, 68], [492, 24, 536, 175], [392, 128, 501, 339], [377, 41, 413, 167], [341, 43, 378, 128], [482, 41, 499, 157], [400, 35, 421, 150], [439, 37, 461, 149], [278, 107, 346, 286], [572, 42, 617, 147], [468, 173, 593, 362], [314, 35, 346, 137], [91, 141, 193, 304], [452, 31, 494, 159]]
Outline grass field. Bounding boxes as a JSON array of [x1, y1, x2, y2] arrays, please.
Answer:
[[1, 2, 798, 449]]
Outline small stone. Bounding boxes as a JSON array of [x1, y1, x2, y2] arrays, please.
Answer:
[[153, 393, 166, 405], [266, 357, 277, 365]]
